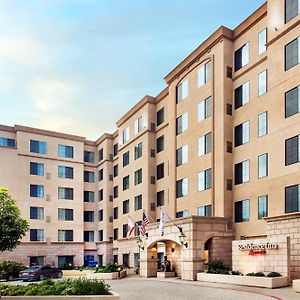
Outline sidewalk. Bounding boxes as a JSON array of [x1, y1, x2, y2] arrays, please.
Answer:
[[151, 277, 299, 300]]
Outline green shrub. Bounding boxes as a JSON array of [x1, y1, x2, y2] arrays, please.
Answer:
[[207, 260, 229, 275], [0, 261, 26, 280], [231, 270, 243, 276], [97, 262, 123, 273], [267, 272, 282, 277], [0, 278, 111, 296], [246, 272, 265, 277]]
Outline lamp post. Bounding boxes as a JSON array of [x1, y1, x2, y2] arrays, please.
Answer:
[[178, 227, 188, 248]]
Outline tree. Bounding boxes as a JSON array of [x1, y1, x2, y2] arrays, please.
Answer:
[[0, 188, 29, 252]]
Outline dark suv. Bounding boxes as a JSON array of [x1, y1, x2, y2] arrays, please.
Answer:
[[19, 265, 63, 281]]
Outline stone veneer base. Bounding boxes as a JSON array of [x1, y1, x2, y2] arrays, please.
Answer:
[[87, 270, 126, 280], [293, 279, 300, 293], [197, 273, 288, 289], [157, 272, 176, 278]]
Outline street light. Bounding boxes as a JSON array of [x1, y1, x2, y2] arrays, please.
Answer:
[[137, 237, 144, 251], [178, 227, 188, 248]]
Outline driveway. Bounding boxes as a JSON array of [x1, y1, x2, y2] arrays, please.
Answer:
[[107, 276, 280, 300]]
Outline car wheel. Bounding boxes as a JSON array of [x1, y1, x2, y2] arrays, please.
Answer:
[[39, 275, 44, 281], [57, 273, 62, 278], [7, 275, 14, 281]]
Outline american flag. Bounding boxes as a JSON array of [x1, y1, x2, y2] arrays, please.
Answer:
[[140, 212, 150, 237]]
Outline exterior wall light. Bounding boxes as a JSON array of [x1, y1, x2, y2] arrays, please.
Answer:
[[179, 227, 188, 248], [137, 237, 144, 251]]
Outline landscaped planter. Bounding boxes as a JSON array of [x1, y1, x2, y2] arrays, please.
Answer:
[[87, 270, 126, 280], [197, 273, 288, 288], [1, 294, 119, 300], [293, 279, 300, 293], [63, 270, 95, 277]]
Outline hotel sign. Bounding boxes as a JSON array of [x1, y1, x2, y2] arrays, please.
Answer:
[[238, 243, 278, 256]]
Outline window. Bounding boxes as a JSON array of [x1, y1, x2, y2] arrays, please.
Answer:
[[98, 169, 103, 181], [156, 136, 164, 153], [285, 0, 299, 23], [258, 112, 268, 137], [157, 108, 164, 126], [258, 28, 267, 55], [176, 210, 189, 218], [157, 190, 164, 207], [176, 177, 188, 198], [84, 231, 94, 242], [58, 208, 73, 221], [134, 142, 142, 160], [258, 195, 268, 219], [30, 207, 44, 220], [113, 255, 118, 264], [234, 121, 250, 147], [98, 230, 103, 241], [58, 145, 73, 158], [235, 81, 250, 109], [135, 117, 143, 134], [198, 96, 212, 121], [176, 79, 188, 103], [258, 153, 268, 178], [176, 112, 188, 135], [122, 127, 130, 144], [98, 209, 103, 222], [123, 200, 129, 214], [134, 194, 142, 211], [30, 229, 44, 241], [285, 37, 300, 71], [123, 254, 129, 268], [285, 86, 300, 118], [198, 169, 212, 191], [226, 141, 233, 153], [285, 135, 300, 165], [58, 166, 74, 179], [198, 60, 212, 87], [58, 229, 73, 242], [156, 163, 164, 180], [98, 148, 104, 161], [113, 144, 118, 157], [113, 186, 118, 198], [30, 256, 44, 266], [235, 200, 250, 222], [226, 103, 232, 115], [84, 151, 95, 163], [198, 205, 212, 216], [258, 70, 267, 96], [98, 189, 103, 201], [84, 191, 94, 203], [135, 169, 142, 185], [134, 253, 140, 269], [0, 137, 15, 147], [285, 184, 300, 213], [123, 175, 130, 191], [123, 224, 128, 238], [58, 187, 73, 200], [198, 133, 212, 156], [58, 256, 73, 267], [30, 140, 47, 154], [234, 43, 249, 72], [113, 165, 118, 177], [84, 211, 94, 222], [30, 184, 44, 198], [114, 228, 118, 240], [235, 160, 250, 185], [30, 162, 44, 176], [176, 145, 188, 166], [123, 151, 130, 167], [113, 207, 118, 219], [84, 171, 95, 183]]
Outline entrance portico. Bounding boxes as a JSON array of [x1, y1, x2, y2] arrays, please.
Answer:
[[139, 216, 234, 281]]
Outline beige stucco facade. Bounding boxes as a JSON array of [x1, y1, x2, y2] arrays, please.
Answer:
[[0, 0, 300, 281]]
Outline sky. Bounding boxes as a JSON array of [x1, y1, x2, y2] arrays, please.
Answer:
[[0, 0, 266, 140]]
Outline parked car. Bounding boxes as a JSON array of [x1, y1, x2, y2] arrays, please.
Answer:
[[0, 261, 26, 281], [19, 265, 63, 281]]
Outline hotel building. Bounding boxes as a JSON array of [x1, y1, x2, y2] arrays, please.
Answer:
[[0, 0, 300, 281]]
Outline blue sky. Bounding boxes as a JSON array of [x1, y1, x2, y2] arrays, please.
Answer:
[[0, 0, 265, 140]]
